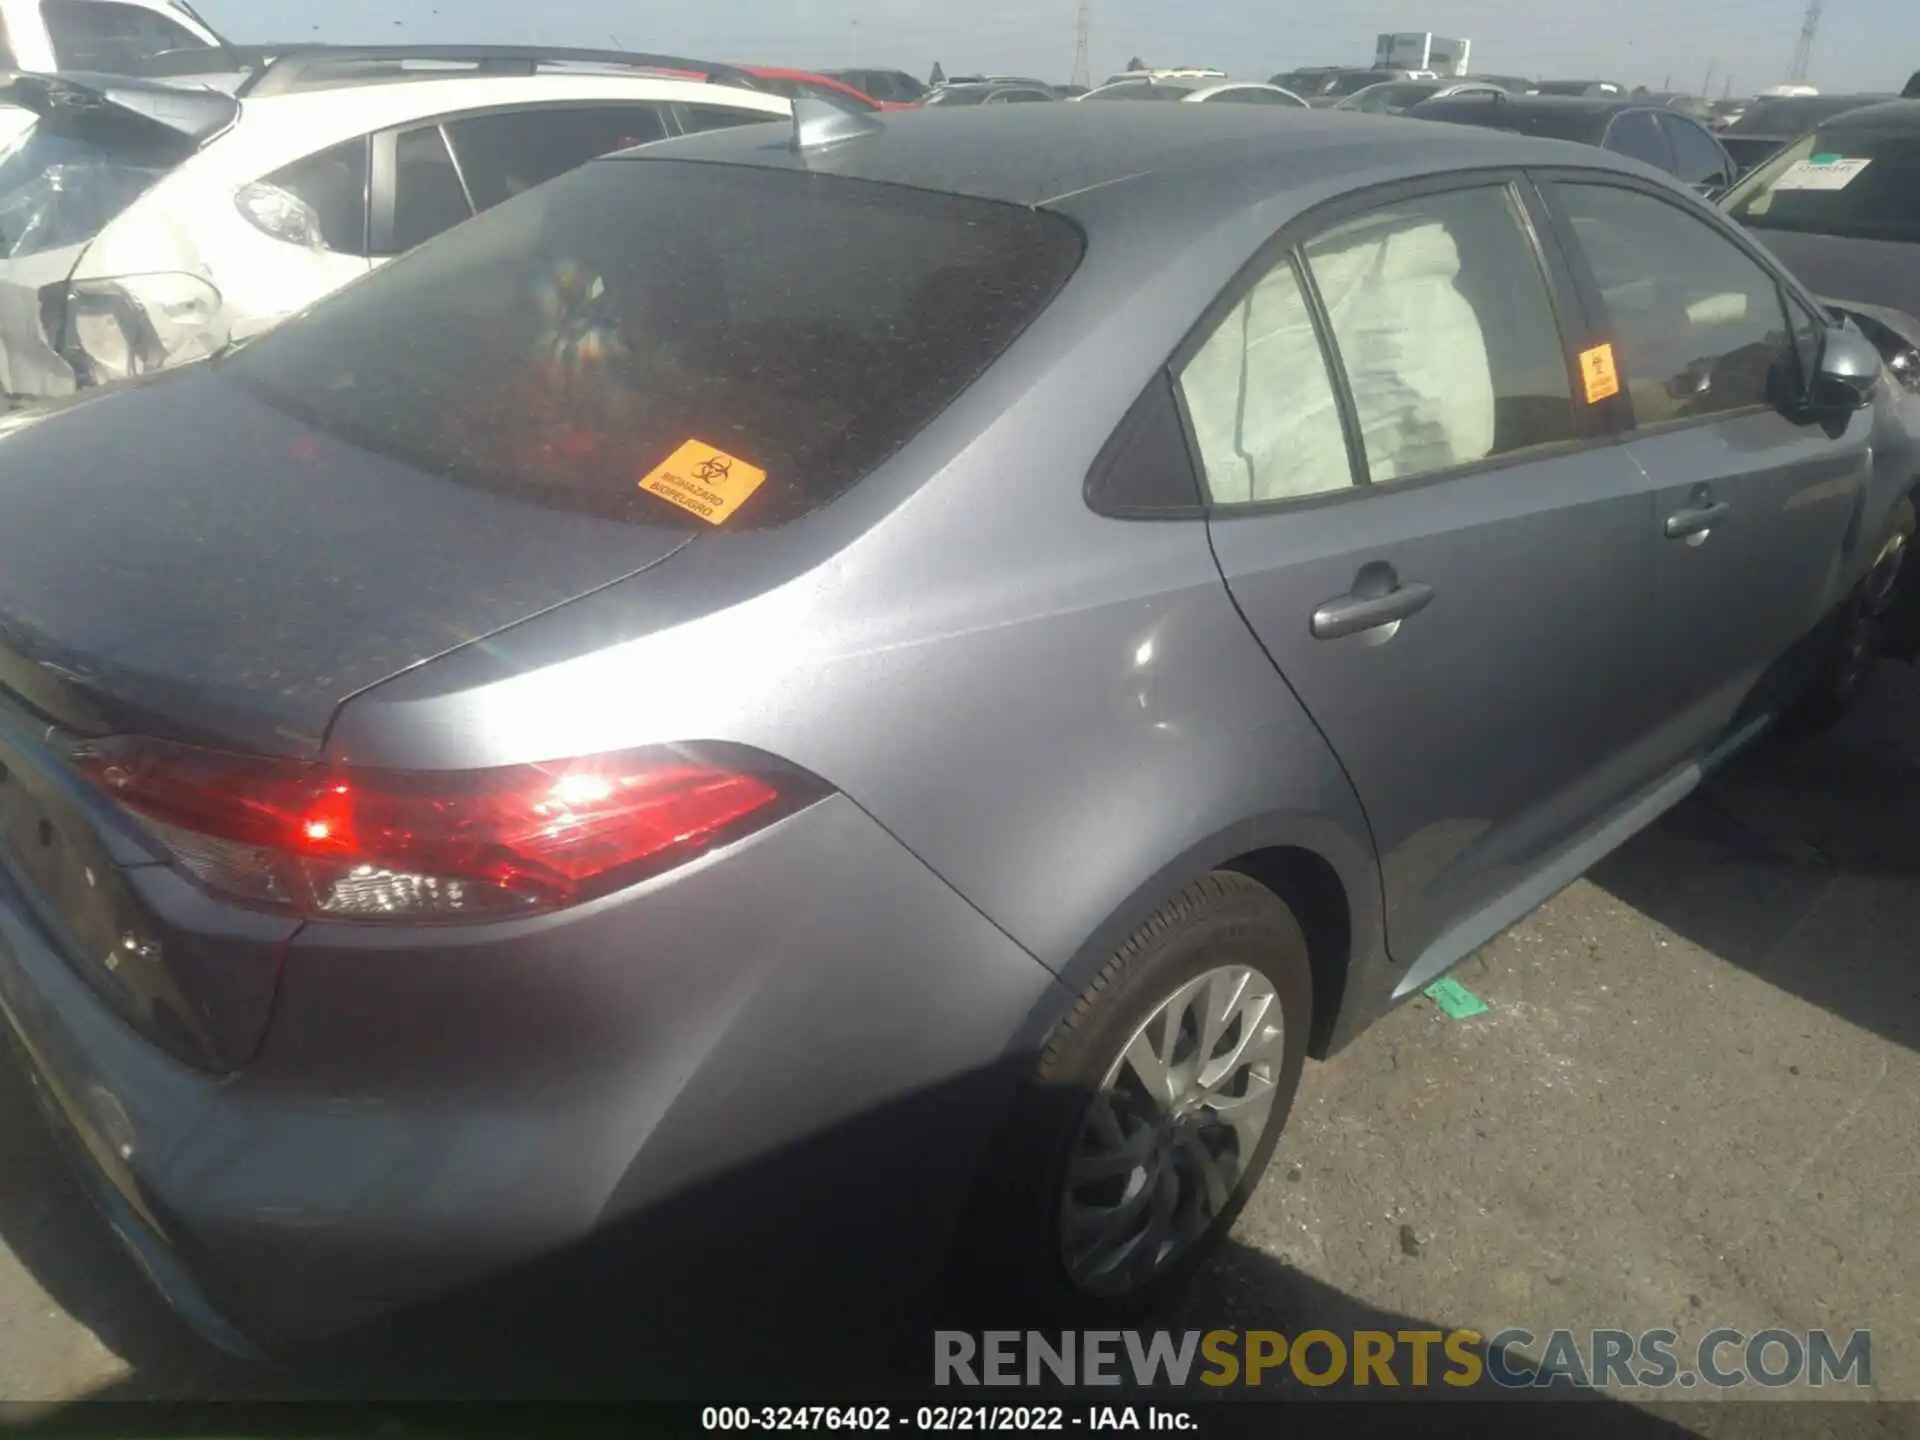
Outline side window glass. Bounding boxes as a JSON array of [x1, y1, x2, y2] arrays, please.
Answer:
[[1305, 185, 1578, 484], [444, 106, 668, 213], [1605, 111, 1675, 172], [1004, 89, 1050, 103], [1558, 184, 1797, 422], [244, 138, 369, 254], [1177, 257, 1354, 504], [1660, 115, 1732, 186], [388, 124, 473, 252]]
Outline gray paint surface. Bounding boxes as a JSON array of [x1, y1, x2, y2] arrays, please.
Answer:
[[0, 104, 1912, 1350]]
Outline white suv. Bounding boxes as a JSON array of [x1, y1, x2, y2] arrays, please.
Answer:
[[0, 47, 789, 401]]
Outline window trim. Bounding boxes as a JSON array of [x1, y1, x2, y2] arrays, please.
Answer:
[[1157, 168, 1603, 521], [1534, 168, 1827, 438]]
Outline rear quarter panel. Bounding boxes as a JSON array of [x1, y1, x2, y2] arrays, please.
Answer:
[[326, 160, 1400, 1038]]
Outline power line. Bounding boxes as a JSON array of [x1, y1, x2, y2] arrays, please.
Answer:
[[1786, 0, 1822, 84]]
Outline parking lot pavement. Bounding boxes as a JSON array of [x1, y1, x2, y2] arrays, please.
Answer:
[[0, 664, 1916, 1410]]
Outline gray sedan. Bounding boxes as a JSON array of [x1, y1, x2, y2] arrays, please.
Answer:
[[0, 103, 1912, 1355]]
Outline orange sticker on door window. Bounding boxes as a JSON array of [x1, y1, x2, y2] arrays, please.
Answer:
[[637, 439, 769, 525], [1579, 343, 1621, 404]]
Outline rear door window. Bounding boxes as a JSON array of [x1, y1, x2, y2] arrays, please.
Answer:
[[1660, 114, 1734, 187], [1604, 111, 1676, 172], [387, 123, 473, 252], [443, 105, 669, 212], [230, 163, 1083, 529]]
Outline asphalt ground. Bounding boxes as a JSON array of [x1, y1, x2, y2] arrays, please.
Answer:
[[1, 662, 1915, 1428]]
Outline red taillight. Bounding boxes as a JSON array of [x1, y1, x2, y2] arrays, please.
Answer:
[[70, 738, 817, 922]]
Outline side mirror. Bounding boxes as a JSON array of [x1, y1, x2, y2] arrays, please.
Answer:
[[1809, 325, 1884, 413]]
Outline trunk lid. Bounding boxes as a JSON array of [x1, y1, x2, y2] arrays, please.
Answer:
[[0, 366, 696, 757], [0, 366, 693, 1070]]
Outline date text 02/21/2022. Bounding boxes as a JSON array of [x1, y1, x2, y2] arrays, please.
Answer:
[[701, 1405, 1197, 1431]]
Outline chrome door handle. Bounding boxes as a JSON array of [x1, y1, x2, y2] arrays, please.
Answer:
[[1311, 581, 1435, 640], [1666, 501, 1731, 539]]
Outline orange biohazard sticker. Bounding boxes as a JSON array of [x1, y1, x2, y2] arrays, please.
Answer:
[[637, 439, 769, 525], [1579, 343, 1621, 404]]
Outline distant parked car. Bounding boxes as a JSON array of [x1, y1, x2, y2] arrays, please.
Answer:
[[0, 47, 788, 404], [1721, 98, 1920, 321], [1461, 73, 1537, 94], [1288, 67, 1415, 106], [1719, 93, 1894, 174], [1102, 68, 1225, 87], [1335, 79, 1505, 114], [1410, 92, 1738, 195], [820, 67, 927, 104], [740, 66, 907, 112], [924, 81, 1055, 106], [1534, 80, 1624, 97], [1078, 77, 1307, 106]]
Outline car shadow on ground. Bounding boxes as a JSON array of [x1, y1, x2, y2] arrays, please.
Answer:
[[1590, 660, 1920, 1054]]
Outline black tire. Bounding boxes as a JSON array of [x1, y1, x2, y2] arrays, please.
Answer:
[[962, 871, 1313, 1320], [1782, 496, 1915, 735]]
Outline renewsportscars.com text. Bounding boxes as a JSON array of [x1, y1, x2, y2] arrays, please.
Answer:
[[934, 1327, 1872, 1391]]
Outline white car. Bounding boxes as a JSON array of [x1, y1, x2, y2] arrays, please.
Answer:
[[0, 0, 225, 147], [1076, 77, 1309, 106], [0, 47, 789, 401]]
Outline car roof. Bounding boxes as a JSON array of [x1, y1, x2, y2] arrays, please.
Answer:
[[193, 73, 787, 178], [1793, 98, 1920, 132], [624, 102, 1659, 215]]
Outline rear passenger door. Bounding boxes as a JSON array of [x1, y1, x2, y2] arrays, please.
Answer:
[[1542, 175, 1869, 748], [1191, 176, 1671, 973], [370, 104, 672, 256]]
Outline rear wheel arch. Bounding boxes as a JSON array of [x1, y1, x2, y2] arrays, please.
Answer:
[[1017, 821, 1377, 1065]]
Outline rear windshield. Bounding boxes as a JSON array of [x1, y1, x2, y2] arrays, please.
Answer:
[[1723, 127, 1920, 244], [0, 120, 190, 258], [229, 160, 1083, 529]]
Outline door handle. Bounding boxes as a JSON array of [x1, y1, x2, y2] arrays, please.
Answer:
[[1665, 501, 1731, 539], [1311, 580, 1435, 640]]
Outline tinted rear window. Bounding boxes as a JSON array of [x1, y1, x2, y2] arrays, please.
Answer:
[[1724, 127, 1920, 244], [228, 161, 1083, 529]]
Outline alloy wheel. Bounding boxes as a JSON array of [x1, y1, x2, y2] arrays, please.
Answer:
[[1060, 965, 1285, 1295]]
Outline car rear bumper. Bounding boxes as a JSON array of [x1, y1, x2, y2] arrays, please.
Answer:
[[0, 793, 1057, 1355]]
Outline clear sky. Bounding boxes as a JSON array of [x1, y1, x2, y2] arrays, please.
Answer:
[[191, 0, 1916, 96]]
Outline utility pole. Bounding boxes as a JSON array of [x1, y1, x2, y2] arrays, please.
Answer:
[[1072, 0, 1091, 90], [1786, 0, 1822, 84], [1701, 60, 1715, 96]]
